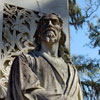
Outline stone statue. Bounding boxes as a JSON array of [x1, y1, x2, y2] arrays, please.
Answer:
[[6, 13, 83, 100]]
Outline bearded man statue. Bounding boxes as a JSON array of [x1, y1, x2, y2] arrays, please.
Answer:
[[6, 13, 83, 100]]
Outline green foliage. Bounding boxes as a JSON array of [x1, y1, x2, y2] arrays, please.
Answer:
[[69, 0, 100, 99], [69, 0, 100, 28], [88, 21, 100, 49], [72, 55, 100, 100], [69, 0, 100, 50], [69, 0, 84, 29]]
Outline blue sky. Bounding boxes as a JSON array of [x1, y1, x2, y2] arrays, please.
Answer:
[[70, 26, 100, 59], [70, 0, 100, 59]]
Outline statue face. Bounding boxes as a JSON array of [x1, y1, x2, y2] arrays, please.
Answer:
[[39, 14, 62, 43]]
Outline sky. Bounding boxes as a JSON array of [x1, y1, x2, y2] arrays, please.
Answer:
[[70, 25, 100, 59], [70, 0, 100, 59]]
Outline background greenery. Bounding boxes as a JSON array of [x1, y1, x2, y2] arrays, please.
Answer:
[[69, 0, 100, 100]]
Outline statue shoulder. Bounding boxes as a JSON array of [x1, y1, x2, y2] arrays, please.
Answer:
[[17, 50, 38, 61], [12, 51, 38, 69]]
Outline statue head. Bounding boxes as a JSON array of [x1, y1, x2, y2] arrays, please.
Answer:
[[34, 13, 69, 57]]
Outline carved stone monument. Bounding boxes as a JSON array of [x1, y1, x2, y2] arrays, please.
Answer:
[[0, 0, 74, 99], [6, 13, 83, 100]]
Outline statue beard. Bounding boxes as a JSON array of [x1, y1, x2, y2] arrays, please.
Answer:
[[41, 30, 59, 43]]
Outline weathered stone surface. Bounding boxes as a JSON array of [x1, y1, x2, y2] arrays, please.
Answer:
[[0, 0, 69, 99], [6, 13, 83, 100]]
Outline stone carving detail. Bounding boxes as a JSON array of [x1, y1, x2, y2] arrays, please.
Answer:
[[0, 3, 40, 98]]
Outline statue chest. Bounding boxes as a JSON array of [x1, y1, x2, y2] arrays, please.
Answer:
[[35, 56, 68, 94]]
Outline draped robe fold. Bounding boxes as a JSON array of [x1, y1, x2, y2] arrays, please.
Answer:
[[6, 51, 83, 100]]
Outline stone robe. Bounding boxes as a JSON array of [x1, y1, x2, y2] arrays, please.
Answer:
[[6, 51, 83, 100]]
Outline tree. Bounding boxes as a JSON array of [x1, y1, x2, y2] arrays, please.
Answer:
[[69, 0, 100, 99], [72, 55, 100, 100], [69, 0, 100, 50]]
